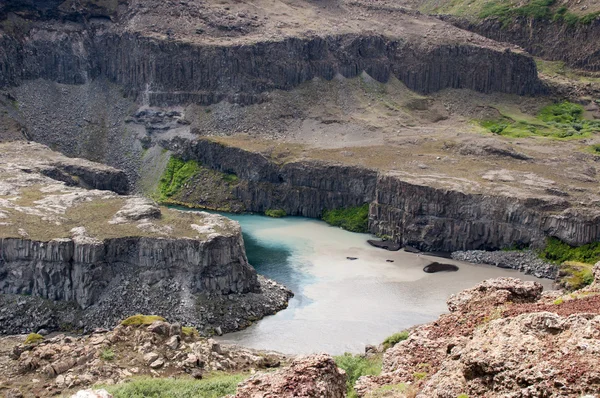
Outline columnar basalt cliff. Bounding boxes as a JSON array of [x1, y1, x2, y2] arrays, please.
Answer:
[[0, 142, 291, 334], [445, 16, 600, 71], [165, 137, 600, 252]]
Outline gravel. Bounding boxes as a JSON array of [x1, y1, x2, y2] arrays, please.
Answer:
[[451, 250, 558, 280]]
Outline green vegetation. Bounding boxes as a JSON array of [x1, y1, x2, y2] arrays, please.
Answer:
[[222, 173, 239, 183], [370, 384, 407, 397], [24, 333, 43, 345], [539, 237, 598, 290], [478, 0, 599, 27], [322, 204, 369, 233], [539, 237, 600, 264], [264, 209, 287, 218], [553, 297, 564, 305], [102, 373, 247, 398], [120, 314, 166, 327], [158, 157, 201, 200], [182, 326, 200, 337], [382, 331, 409, 350], [334, 353, 382, 398], [457, 394, 470, 398], [588, 144, 600, 156], [480, 102, 600, 139], [100, 348, 116, 361]]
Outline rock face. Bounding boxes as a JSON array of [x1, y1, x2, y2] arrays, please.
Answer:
[[166, 137, 600, 253], [451, 250, 558, 279], [446, 16, 600, 71], [0, 142, 292, 334], [356, 274, 600, 397], [233, 354, 347, 398]]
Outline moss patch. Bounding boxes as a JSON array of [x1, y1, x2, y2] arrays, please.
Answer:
[[479, 101, 600, 139], [182, 326, 200, 337], [120, 314, 166, 327], [334, 353, 382, 398], [539, 237, 598, 290], [24, 333, 43, 345], [322, 204, 369, 233], [158, 157, 201, 201], [102, 373, 247, 398], [265, 209, 286, 218]]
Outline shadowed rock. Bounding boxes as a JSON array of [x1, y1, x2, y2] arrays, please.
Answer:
[[367, 239, 402, 251], [423, 262, 459, 273]]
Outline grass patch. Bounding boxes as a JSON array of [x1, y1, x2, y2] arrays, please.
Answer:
[[264, 209, 286, 218], [553, 297, 564, 305], [478, 0, 599, 26], [158, 157, 201, 201], [100, 348, 116, 361], [382, 331, 409, 351], [369, 384, 407, 397], [120, 314, 166, 327], [322, 204, 369, 233], [222, 173, 239, 183], [479, 101, 600, 139], [102, 373, 247, 398], [558, 261, 594, 291], [334, 353, 382, 398], [24, 333, 43, 345]]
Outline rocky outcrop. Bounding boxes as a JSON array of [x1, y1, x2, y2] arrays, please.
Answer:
[[356, 275, 600, 397], [233, 354, 347, 398], [0, 142, 292, 335], [2, 319, 287, 397]]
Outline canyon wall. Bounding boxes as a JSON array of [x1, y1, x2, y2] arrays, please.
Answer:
[[445, 16, 600, 71], [167, 138, 600, 252], [0, 29, 543, 106], [0, 234, 255, 309]]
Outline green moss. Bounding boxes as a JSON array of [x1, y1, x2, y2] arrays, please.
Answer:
[[558, 262, 594, 291], [182, 326, 200, 337], [479, 101, 600, 139], [222, 173, 239, 183], [457, 395, 470, 398], [580, 11, 600, 25], [158, 157, 201, 200], [382, 331, 409, 351], [24, 333, 43, 345], [539, 237, 600, 264], [100, 348, 116, 361], [322, 204, 369, 233], [334, 353, 382, 398], [120, 314, 166, 327], [264, 209, 287, 218], [553, 297, 564, 305], [102, 373, 247, 398], [413, 371, 427, 380]]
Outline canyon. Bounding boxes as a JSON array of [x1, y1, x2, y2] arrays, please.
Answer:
[[1, 0, 600, 397]]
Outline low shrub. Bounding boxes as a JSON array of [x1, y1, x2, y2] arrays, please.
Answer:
[[334, 353, 382, 398], [24, 333, 43, 345], [100, 348, 116, 361], [158, 157, 201, 200], [120, 314, 166, 327], [539, 237, 600, 265], [382, 331, 409, 350], [102, 373, 247, 398], [182, 326, 200, 337], [322, 204, 369, 233], [264, 209, 286, 218]]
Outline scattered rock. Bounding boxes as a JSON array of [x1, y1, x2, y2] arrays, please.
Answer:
[[149, 358, 165, 369]]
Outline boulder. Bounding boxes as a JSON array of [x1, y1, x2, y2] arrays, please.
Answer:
[[423, 262, 459, 273], [233, 354, 346, 398], [367, 240, 402, 251], [71, 390, 113, 398]]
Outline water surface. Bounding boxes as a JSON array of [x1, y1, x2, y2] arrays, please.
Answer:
[[206, 213, 552, 355]]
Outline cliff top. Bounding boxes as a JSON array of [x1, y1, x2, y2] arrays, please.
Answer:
[[0, 141, 240, 241], [2, 0, 525, 53]]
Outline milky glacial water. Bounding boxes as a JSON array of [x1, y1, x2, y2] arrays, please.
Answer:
[[208, 213, 552, 355]]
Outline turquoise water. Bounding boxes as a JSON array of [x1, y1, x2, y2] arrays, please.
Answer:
[[189, 211, 552, 355]]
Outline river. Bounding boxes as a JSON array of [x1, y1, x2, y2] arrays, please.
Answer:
[[200, 212, 553, 355]]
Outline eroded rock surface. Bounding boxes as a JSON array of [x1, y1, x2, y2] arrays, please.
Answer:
[[356, 272, 600, 397], [233, 354, 347, 398]]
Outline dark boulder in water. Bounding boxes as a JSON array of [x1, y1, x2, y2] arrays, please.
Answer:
[[367, 240, 401, 251], [347, 257, 358, 260], [423, 262, 459, 273]]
